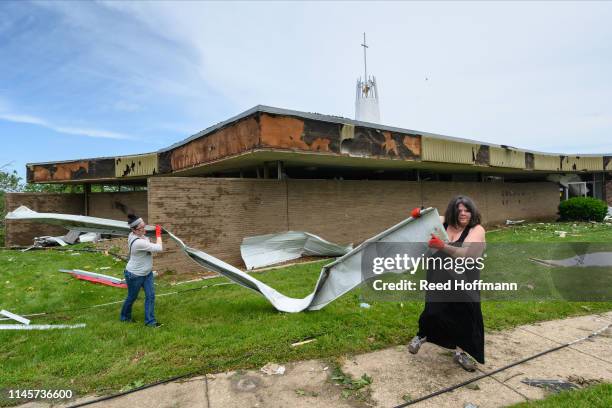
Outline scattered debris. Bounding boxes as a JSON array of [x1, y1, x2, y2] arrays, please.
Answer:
[[567, 375, 602, 387], [0, 324, 86, 330], [555, 231, 567, 238], [521, 378, 578, 393], [291, 338, 317, 347], [98, 266, 111, 270], [241, 231, 352, 270], [359, 303, 371, 309], [529, 252, 612, 267], [260, 362, 286, 376], [464, 403, 479, 408], [6, 205, 446, 313], [465, 383, 480, 390], [59, 269, 127, 288], [0, 310, 30, 325], [505, 219, 525, 225], [402, 394, 412, 402]]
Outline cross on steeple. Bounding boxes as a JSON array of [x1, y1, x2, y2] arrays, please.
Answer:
[[361, 32, 368, 82]]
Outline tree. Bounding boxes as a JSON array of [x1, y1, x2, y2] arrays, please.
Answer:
[[0, 168, 22, 192]]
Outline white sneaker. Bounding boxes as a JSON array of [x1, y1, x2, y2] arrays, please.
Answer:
[[408, 335, 427, 354]]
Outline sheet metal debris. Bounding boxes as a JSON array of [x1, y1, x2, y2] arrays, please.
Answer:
[[59, 269, 127, 288], [530, 252, 612, 267], [0, 324, 86, 330], [27, 230, 100, 250], [6, 206, 446, 313], [0, 309, 31, 325], [521, 378, 578, 393], [505, 219, 525, 225], [240, 231, 352, 270]]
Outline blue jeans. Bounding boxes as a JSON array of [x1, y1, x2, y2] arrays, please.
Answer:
[[120, 270, 156, 326]]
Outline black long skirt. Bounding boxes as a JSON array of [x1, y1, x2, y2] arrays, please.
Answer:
[[417, 300, 485, 363]]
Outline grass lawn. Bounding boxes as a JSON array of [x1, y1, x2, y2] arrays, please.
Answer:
[[1, 221, 611, 404], [509, 383, 612, 407]]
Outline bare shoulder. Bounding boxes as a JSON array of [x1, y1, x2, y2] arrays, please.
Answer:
[[465, 224, 486, 242], [472, 224, 486, 233]]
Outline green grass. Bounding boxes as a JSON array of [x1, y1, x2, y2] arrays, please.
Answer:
[[1, 222, 611, 404], [509, 383, 612, 407]]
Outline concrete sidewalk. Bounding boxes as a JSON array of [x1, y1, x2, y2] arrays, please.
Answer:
[[23, 311, 612, 408]]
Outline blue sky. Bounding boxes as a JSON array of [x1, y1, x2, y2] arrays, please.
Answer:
[[1, 1, 611, 180]]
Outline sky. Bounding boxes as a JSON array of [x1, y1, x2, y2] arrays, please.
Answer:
[[1, 1, 611, 180]]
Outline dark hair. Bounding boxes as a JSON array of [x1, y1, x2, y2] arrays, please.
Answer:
[[444, 196, 481, 228], [127, 214, 141, 229]]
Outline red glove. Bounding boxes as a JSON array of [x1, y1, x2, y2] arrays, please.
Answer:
[[428, 233, 445, 250], [155, 225, 162, 238], [411, 207, 421, 218]]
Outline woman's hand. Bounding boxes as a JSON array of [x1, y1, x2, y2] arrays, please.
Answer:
[[428, 233, 445, 250], [155, 224, 163, 247]]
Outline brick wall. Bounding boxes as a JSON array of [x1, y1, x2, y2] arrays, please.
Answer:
[[148, 178, 560, 274], [4, 191, 147, 247], [147, 178, 288, 275], [4, 193, 85, 246], [87, 192, 147, 221]]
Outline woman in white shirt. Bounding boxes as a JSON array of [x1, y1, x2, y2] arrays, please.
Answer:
[[120, 214, 163, 327]]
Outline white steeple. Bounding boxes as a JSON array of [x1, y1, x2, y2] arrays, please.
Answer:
[[355, 32, 380, 123]]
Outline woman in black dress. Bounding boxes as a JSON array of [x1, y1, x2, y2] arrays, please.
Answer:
[[408, 196, 486, 371]]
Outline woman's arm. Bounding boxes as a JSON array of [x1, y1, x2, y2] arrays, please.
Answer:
[[435, 225, 486, 259]]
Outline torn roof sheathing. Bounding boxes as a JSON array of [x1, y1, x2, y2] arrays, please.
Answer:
[[240, 231, 353, 270], [25, 105, 612, 184]]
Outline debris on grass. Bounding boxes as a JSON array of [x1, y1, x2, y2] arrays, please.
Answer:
[[0, 309, 31, 325], [260, 362, 286, 375], [0, 323, 86, 330], [291, 338, 317, 347], [505, 219, 525, 225], [59, 269, 127, 288]]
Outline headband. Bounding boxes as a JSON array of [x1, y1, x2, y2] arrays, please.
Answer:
[[129, 218, 144, 228]]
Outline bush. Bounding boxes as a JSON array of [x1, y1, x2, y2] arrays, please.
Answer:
[[559, 197, 608, 222]]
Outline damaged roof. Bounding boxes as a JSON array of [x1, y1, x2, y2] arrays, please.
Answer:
[[26, 105, 612, 183]]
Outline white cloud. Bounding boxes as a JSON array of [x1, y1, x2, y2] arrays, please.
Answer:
[[0, 112, 137, 140]]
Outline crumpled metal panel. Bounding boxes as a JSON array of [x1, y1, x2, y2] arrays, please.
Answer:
[[6, 206, 446, 312], [240, 231, 353, 270], [530, 252, 612, 267]]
